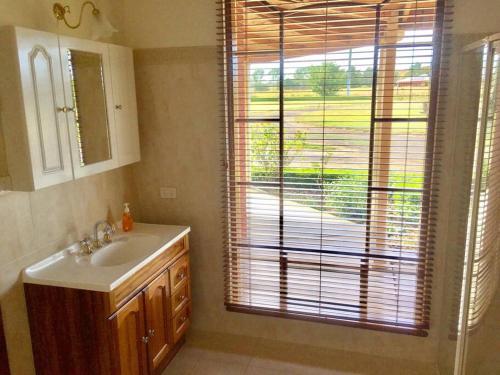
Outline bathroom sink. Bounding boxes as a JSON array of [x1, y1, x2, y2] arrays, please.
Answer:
[[90, 233, 161, 267], [23, 223, 190, 292]]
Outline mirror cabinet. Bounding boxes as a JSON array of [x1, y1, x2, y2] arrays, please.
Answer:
[[0, 26, 140, 191]]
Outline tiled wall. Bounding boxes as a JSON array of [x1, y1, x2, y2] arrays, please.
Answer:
[[0, 2, 139, 374]]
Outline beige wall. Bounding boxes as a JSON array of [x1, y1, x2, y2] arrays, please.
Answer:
[[0, 0, 125, 43], [129, 40, 443, 372], [0, 1, 139, 375], [122, 0, 216, 49]]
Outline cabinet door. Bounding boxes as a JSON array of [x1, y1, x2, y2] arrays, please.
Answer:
[[144, 271, 172, 371], [112, 293, 149, 375], [59, 36, 119, 179], [109, 44, 141, 166], [14, 27, 74, 189]]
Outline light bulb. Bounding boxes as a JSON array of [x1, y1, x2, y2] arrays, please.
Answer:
[[90, 12, 118, 40]]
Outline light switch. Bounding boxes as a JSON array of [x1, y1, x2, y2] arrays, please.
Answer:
[[160, 187, 177, 199]]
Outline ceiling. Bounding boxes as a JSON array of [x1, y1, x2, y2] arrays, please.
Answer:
[[230, 0, 438, 59]]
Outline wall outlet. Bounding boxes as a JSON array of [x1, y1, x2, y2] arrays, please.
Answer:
[[160, 187, 177, 199]]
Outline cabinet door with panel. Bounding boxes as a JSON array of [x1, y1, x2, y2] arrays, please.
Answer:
[[109, 44, 141, 166], [143, 270, 172, 372], [0, 26, 74, 190], [111, 293, 149, 375], [59, 36, 118, 179]]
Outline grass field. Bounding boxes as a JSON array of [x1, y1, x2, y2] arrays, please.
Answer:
[[249, 87, 430, 135]]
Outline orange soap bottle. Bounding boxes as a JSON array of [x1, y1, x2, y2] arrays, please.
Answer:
[[122, 203, 134, 232]]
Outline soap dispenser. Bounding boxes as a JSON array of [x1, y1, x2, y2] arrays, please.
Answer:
[[122, 203, 134, 232]]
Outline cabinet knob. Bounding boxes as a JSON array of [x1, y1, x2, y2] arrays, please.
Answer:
[[176, 269, 186, 281], [148, 329, 155, 337], [141, 336, 149, 344], [115, 104, 123, 110], [56, 106, 74, 113]]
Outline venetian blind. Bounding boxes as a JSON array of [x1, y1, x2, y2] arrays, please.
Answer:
[[465, 40, 500, 330], [221, 0, 447, 336]]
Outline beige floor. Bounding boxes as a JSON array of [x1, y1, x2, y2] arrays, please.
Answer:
[[162, 331, 439, 375]]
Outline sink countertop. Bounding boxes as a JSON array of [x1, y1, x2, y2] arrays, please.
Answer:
[[23, 223, 191, 292]]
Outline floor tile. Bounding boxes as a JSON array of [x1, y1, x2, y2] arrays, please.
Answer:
[[162, 346, 198, 375], [161, 331, 438, 375], [191, 358, 248, 375]]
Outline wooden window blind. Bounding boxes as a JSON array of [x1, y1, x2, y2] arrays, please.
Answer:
[[221, 0, 447, 336], [463, 40, 500, 331]]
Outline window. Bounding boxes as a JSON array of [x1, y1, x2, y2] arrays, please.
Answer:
[[222, 0, 446, 336]]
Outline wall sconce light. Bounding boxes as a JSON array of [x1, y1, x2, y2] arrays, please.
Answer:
[[52, 1, 117, 40]]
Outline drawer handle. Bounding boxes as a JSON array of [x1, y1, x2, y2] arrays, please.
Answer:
[[141, 336, 149, 344], [115, 104, 123, 110], [148, 329, 155, 337], [177, 315, 187, 326], [176, 294, 186, 303]]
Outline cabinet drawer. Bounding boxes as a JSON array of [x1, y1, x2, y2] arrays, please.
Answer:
[[169, 254, 189, 292], [109, 237, 187, 313], [171, 279, 190, 316], [172, 303, 191, 344]]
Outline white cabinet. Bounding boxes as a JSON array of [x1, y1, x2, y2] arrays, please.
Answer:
[[0, 26, 141, 191], [59, 35, 119, 179], [0, 26, 74, 190], [109, 45, 141, 166]]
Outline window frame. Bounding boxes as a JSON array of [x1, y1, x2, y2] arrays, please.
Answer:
[[222, 0, 446, 336]]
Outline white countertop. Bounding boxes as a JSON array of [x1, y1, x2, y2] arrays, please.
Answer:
[[23, 223, 191, 292]]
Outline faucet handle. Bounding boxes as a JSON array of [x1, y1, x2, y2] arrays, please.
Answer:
[[79, 237, 94, 255], [103, 229, 113, 244]]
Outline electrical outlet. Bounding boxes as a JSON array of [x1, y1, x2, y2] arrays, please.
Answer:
[[160, 187, 177, 199]]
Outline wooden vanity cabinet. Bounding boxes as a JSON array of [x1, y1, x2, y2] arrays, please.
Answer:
[[0, 308, 11, 375], [25, 235, 191, 375], [143, 270, 172, 371], [113, 293, 149, 375]]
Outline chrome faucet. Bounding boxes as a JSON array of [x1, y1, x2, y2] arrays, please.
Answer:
[[93, 220, 115, 249]]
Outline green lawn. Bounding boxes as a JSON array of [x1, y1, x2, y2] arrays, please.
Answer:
[[249, 86, 430, 135]]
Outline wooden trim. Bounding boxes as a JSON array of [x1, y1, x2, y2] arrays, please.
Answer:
[[226, 305, 428, 337], [171, 278, 191, 316], [168, 254, 190, 293], [144, 270, 172, 372], [24, 284, 118, 375], [152, 336, 185, 375], [0, 307, 10, 375], [109, 237, 188, 313], [111, 293, 149, 375], [172, 302, 191, 344]]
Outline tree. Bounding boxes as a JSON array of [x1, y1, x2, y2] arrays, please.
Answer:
[[251, 124, 307, 176], [251, 68, 266, 91], [302, 63, 347, 97], [409, 62, 431, 77], [269, 68, 280, 84]]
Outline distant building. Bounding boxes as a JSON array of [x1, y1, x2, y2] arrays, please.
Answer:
[[396, 76, 430, 88]]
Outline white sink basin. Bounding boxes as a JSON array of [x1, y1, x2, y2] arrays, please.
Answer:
[[90, 234, 161, 267], [23, 223, 191, 292]]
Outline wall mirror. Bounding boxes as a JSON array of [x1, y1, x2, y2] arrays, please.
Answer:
[[67, 49, 112, 166]]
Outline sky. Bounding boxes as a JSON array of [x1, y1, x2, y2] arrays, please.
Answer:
[[249, 30, 434, 77]]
